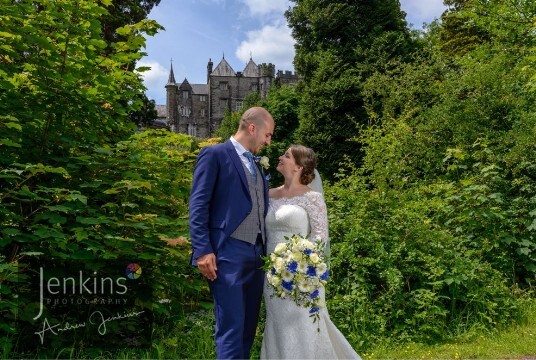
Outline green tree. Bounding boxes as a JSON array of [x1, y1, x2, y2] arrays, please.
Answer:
[[440, 0, 536, 57], [0, 1, 182, 356], [439, 0, 488, 56], [322, 0, 536, 348], [286, 0, 416, 178], [102, 0, 162, 54], [128, 93, 159, 127]]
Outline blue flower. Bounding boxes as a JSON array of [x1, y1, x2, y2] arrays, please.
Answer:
[[287, 261, 298, 273], [271, 268, 276, 275], [306, 265, 317, 277], [309, 307, 319, 314], [320, 270, 329, 281], [282, 280, 294, 291], [310, 289, 319, 299], [303, 249, 312, 255]]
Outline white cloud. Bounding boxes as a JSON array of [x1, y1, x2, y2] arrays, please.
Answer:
[[240, 0, 291, 16], [235, 22, 295, 73], [137, 60, 168, 102], [400, 0, 447, 27]]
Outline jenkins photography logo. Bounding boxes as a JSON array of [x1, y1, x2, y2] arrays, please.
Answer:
[[27, 262, 152, 348]]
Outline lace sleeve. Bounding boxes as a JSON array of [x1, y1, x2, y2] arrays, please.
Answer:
[[302, 191, 329, 242]]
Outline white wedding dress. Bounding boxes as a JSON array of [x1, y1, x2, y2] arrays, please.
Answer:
[[260, 191, 361, 359]]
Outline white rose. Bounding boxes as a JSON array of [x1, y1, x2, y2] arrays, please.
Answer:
[[291, 251, 303, 262], [317, 262, 327, 273], [274, 243, 286, 254], [259, 156, 270, 169], [309, 253, 320, 264], [303, 239, 315, 250], [274, 258, 284, 272], [271, 275, 282, 287]]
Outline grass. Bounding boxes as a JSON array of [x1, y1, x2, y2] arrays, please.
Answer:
[[108, 298, 536, 359], [363, 300, 536, 359], [4, 300, 536, 359]]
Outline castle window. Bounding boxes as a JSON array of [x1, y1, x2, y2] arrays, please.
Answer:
[[187, 124, 197, 137], [251, 83, 258, 91], [220, 82, 228, 90], [235, 101, 243, 111], [182, 91, 189, 99], [201, 109, 206, 117], [200, 95, 207, 102], [179, 105, 191, 117]]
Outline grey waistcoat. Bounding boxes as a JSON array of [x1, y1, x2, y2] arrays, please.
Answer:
[[231, 160, 265, 244]]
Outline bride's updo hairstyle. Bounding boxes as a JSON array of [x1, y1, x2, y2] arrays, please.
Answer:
[[290, 144, 317, 185]]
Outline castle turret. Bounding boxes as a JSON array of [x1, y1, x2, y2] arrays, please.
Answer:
[[258, 63, 275, 98], [207, 58, 213, 83], [165, 62, 178, 132]]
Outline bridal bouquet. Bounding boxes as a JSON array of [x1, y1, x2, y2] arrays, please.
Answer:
[[262, 234, 329, 324]]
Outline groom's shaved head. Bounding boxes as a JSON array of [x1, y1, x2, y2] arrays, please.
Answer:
[[234, 106, 274, 153], [239, 107, 272, 130]]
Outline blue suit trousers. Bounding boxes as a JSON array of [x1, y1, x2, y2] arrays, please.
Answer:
[[208, 236, 265, 359]]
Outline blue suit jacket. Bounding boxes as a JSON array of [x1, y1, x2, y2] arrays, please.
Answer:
[[189, 140, 269, 265]]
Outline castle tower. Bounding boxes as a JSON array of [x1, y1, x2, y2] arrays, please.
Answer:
[[207, 58, 213, 83], [258, 63, 275, 98], [165, 62, 178, 132]]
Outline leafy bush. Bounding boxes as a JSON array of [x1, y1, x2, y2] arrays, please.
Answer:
[[0, 130, 206, 355], [0, 1, 206, 356], [326, 173, 520, 349]]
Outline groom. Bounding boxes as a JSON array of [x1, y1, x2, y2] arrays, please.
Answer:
[[189, 106, 275, 359]]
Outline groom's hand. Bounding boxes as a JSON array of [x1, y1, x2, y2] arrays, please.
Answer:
[[197, 253, 217, 281]]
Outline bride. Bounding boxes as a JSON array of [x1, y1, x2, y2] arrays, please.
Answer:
[[260, 145, 361, 359]]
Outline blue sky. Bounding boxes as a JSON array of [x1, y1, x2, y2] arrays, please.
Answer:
[[139, 0, 447, 105]]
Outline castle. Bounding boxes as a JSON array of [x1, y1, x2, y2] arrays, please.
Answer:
[[164, 56, 299, 137]]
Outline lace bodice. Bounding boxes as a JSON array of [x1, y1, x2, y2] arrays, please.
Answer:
[[265, 191, 328, 254]]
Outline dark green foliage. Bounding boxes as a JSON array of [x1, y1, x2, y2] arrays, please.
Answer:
[[259, 85, 300, 185], [0, 1, 204, 356], [326, 175, 519, 347], [128, 93, 159, 127], [101, 0, 162, 54], [440, 0, 536, 57], [286, 0, 417, 178], [1, 130, 203, 355], [324, 0, 536, 349]]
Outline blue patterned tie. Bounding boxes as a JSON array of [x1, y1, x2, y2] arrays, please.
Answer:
[[243, 151, 257, 179]]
